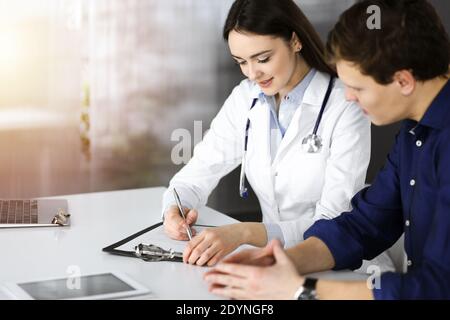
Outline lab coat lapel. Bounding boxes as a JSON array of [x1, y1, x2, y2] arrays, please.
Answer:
[[247, 99, 272, 167], [272, 71, 331, 167]]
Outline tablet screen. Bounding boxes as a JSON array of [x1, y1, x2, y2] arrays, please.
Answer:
[[18, 273, 135, 300]]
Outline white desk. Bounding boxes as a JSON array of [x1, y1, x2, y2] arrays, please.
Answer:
[[0, 187, 366, 299]]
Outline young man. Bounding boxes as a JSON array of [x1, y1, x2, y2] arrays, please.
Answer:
[[203, 0, 450, 300]]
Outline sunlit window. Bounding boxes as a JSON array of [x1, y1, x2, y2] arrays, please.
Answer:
[[0, 0, 82, 128]]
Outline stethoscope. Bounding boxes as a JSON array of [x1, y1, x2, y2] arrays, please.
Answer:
[[239, 76, 335, 198]]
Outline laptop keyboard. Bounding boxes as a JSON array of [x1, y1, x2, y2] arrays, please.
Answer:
[[0, 200, 38, 224]]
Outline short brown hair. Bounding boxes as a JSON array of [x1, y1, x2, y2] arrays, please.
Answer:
[[326, 0, 450, 84]]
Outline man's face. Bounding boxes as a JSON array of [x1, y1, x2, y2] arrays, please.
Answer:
[[336, 60, 409, 126]]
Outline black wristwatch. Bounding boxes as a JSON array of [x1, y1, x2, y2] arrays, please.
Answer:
[[294, 277, 318, 300]]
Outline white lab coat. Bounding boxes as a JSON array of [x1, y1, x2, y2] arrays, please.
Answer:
[[162, 71, 395, 272]]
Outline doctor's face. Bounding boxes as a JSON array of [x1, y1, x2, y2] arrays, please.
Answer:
[[228, 30, 301, 97], [336, 60, 410, 126]]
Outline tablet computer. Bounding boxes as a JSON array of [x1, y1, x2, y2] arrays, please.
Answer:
[[2, 271, 151, 300]]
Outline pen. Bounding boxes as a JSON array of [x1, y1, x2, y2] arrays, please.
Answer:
[[172, 188, 193, 240]]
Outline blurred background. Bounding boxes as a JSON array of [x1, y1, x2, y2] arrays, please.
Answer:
[[1, 0, 449, 221]]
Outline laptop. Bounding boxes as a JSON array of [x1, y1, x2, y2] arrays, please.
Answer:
[[0, 199, 70, 228]]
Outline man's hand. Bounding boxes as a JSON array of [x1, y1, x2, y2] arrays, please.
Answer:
[[221, 238, 277, 266], [204, 239, 304, 300], [163, 205, 198, 240]]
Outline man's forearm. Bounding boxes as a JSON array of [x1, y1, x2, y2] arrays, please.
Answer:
[[285, 236, 335, 274], [286, 237, 373, 300], [316, 280, 373, 300]]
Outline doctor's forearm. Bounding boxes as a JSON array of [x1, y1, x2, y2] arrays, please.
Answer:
[[240, 222, 268, 247], [285, 236, 335, 274]]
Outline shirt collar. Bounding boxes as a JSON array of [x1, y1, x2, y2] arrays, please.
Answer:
[[283, 69, 316, 106], [249, 68, 317, 105], [417, 79, 450, 130]]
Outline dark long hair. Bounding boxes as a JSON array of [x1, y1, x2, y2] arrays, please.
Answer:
[[223, 0, 336, 76]]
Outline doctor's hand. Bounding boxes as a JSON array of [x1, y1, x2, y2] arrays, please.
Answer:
[[204, 239, 304, 300], [183, 223, 245, 266], [163, 205, 198, 241]]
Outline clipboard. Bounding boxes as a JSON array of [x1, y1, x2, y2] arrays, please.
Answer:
[[102, 222, 215, 263]]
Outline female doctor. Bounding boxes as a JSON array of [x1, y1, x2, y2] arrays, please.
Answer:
[[162, 0, 389, 269]]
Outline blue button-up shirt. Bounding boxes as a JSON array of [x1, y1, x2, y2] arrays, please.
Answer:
[[304, 79, 450, 299]]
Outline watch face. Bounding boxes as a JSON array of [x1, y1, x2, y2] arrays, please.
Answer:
[[298, 278, 318, 300], [300, 293, 314, 300], [299, 289, 317, 300]]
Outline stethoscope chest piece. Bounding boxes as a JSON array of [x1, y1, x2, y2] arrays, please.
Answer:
[[302, 133, 322, 153]]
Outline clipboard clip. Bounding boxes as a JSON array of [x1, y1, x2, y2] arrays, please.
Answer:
[[134, 243, 183, 262], [51, 208, 71, 226]]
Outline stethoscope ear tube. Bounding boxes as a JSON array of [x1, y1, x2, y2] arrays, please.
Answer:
[[240, 98, 258, 198], [312, 76, 335, 136]]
